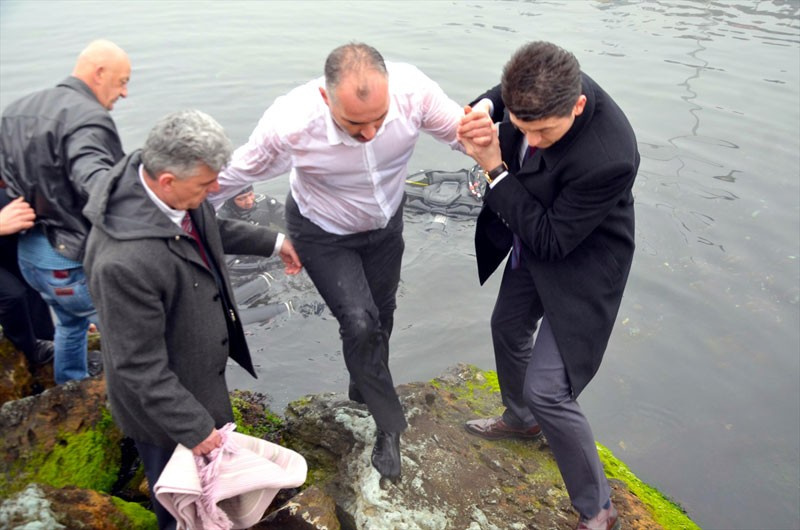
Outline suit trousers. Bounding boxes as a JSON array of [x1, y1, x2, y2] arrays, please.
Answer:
[[135, 439, 177, 530], [491, 259, 610, 519], [285, 194, 408, 433]]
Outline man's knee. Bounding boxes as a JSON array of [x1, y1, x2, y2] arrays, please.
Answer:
[[339, 310, 379, 342], [523, 378, 571, 414]]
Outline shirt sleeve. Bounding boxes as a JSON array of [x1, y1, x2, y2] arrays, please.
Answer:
[[209, 101, 295, 209], [410, 66, 465, 152]]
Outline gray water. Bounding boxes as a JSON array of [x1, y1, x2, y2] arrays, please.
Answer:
[[1, 1, 798, 528]]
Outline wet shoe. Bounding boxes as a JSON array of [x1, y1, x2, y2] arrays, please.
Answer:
[[371, 430, 401, 481], [28, 340, 54, 365], [576, 500, 619, 530], [464, 417, 542, 440]]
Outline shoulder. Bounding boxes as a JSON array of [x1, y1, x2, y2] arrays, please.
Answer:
[[265, 76, 328, 136], [387, 62, 434, 96]]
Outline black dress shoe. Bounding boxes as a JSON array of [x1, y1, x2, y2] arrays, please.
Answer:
[[371, 430, 401, 481], [27, 340, 54, 365]]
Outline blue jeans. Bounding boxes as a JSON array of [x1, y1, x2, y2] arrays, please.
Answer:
[[17, 258, 97, 384]]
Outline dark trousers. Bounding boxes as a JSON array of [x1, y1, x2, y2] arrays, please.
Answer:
[[491, 260, 610, 519], [0, 262, 54, 358], [285, 194, 407, 433], [134, 439, 178, 530]]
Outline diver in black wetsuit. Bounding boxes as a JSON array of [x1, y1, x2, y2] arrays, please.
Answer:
[[217, 185, 285, 230]]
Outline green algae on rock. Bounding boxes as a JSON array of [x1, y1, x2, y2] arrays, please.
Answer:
[[0, 377, 124, 498]]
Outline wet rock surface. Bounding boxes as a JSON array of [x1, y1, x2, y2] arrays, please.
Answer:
[[0, 347, 695, 529], [282, 364, 672, 529]]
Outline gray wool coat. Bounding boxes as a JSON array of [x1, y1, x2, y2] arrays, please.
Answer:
[[83, 151, 279, 449]]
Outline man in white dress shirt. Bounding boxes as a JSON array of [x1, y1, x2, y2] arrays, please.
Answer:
[[212, 42, 484, 481]]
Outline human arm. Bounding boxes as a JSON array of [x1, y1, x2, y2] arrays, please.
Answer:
[[208, 103, 294, 209], [216, 215, 302, 275], [0, 196, 35, 235], [65, 115, 124, 197], [486, 156, 636, 261]]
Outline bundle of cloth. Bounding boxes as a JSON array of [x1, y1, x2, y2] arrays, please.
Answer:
[[154, 423, 307, 530]]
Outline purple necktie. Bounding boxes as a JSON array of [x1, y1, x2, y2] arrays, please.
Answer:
[[511, 145, 537, 269], [182, 213, 210, 267]]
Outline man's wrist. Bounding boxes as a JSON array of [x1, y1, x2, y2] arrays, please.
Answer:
[[483, 162, 508, 184]]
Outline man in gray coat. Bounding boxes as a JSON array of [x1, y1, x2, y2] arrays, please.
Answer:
[[83, 110, 301, 529]]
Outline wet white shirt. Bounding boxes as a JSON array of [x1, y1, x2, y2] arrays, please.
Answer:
[[211, 62, 464, 235]]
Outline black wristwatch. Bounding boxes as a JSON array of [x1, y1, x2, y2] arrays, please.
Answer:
[[483, 162, 508, 184]]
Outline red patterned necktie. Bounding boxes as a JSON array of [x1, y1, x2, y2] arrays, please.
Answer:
[[181, 213, 210, 267]]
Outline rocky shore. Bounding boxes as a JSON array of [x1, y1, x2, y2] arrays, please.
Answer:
[[0, 337, 699, 529]]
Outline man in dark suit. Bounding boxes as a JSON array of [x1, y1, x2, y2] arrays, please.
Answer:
[[457, 41, 638, 530], [83, 110, 301, 529]]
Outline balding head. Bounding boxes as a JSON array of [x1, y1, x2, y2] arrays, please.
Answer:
[[72, 39, 131, 110]]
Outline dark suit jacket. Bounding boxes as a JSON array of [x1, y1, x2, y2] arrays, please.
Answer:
[[474, 73, 639, 396]]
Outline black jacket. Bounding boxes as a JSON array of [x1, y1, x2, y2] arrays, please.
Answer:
[[0, 76, 124, 261], [474, 74, 639, 396]]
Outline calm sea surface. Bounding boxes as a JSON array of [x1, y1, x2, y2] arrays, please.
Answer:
[[2, 1, 798, 528]]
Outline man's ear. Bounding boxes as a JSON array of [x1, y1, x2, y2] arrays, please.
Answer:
[[319, 86, 330, 108], [158, 172, 176, 190], [573, 95, 587, 116], [92, 65, 106, 87]]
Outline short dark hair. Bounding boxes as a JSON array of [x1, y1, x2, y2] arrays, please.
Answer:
[[501, 41, 582, 121], [324, 42, 387, 99]]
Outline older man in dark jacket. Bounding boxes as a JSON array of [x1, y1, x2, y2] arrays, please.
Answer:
[[458, 42, 638, 530], [0, 39, 130, 384], [83, 110, 301, 529]]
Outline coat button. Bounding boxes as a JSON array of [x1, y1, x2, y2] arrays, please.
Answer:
[[193, 283, 198, 287], [221, 338, 228, 345], [218, 368, 225, 376], [213, 293, 220, 301]]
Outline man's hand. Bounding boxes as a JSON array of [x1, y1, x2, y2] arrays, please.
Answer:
[[191, 428, 222, 456], [279, 238, 302, 275], [0, 196, 36, 236], [458, 105, 503, 172]]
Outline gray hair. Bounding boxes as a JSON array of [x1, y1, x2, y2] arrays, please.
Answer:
[[324, 42, 387, 99], [141, 109, 232, 179]]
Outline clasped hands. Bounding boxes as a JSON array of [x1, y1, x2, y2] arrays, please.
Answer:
[[458, 103, 503, 175]]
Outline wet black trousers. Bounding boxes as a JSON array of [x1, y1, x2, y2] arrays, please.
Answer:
[[285, 194, 408, 433]]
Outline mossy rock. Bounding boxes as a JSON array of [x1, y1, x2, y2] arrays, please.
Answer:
[[0, 377, 124, 498]]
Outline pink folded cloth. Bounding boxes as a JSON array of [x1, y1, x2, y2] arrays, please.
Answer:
[[154, 423, 307, 530]]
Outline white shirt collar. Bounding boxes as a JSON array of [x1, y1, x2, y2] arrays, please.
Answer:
[[138, 164, 186, 227]]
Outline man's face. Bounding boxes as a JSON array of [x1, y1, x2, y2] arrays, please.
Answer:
[[162, 164, 220, 211], [509, 95, 586, 149], [97, 57, 131, 110], [320, 71, 389, 143], [233, 190, 256, 210]]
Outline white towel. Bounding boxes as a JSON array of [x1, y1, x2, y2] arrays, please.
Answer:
[[154, 423, 307, 529]]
